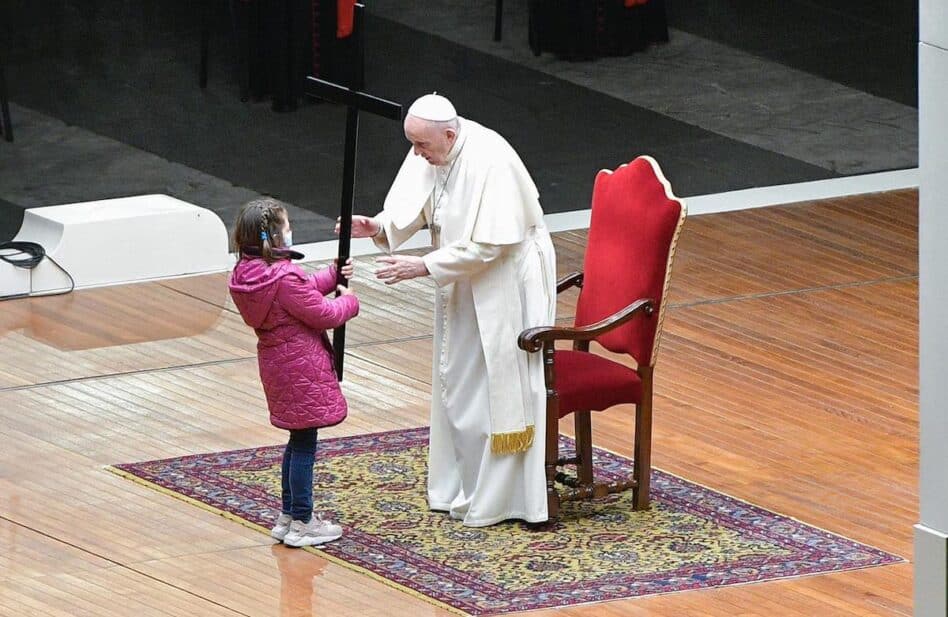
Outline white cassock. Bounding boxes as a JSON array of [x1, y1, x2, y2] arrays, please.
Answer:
[[373, 117, 556, 526]]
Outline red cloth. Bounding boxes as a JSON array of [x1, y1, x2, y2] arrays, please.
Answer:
[[229, 258, 359, 430], [337, 0, 355, 38], [624, 0, 649, 7], [554, 350, 642, 416], [574, 157, 682, 368]]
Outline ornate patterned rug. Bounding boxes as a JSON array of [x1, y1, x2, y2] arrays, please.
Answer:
[[109, 427, 902, 615]]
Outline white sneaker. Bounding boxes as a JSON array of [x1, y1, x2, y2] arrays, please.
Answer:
[[271, 513, 293, 541], [283, 515, 343, 547]]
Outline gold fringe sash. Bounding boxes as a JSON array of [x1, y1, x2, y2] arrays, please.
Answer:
[[490, 425, 535, 454]]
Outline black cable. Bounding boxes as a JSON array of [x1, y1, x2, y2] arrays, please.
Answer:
[[0, 241, 45, 268], [0, 240, 75, 300]]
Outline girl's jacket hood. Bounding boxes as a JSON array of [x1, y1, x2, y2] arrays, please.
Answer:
[[228, 258, 296, 329]]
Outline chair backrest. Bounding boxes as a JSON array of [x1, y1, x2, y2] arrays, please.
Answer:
[[574, 156, 686, 367]]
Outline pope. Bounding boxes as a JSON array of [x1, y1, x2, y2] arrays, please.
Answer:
[[342, 93, 557, 526]]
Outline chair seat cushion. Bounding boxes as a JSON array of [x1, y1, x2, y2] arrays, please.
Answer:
[[554, 350, 642, 416]]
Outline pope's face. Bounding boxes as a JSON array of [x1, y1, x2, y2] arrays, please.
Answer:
[[404, 116, 456, 166]]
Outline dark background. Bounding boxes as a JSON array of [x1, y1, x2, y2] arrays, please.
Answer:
[[0, 0, 917, 241]]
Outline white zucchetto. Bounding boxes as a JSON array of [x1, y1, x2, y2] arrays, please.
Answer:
[[406, 93, 457, 122]]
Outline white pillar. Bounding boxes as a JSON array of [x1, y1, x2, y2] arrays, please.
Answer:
[[916, 1, 948, 614]]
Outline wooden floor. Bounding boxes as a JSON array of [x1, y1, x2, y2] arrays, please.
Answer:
[[0, 190, 917, 616]]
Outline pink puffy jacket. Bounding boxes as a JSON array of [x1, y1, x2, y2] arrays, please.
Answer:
[[229, 257, 359, 430]]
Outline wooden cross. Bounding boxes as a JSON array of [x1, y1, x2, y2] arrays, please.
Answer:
[[303, 6, 402, 381]]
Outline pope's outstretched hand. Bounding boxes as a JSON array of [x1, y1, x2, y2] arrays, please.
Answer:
[[375, 255, 428, 285], [335, 215, 380, 238]]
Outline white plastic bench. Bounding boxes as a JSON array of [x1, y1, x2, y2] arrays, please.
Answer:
[[1, 195, 231, 298]]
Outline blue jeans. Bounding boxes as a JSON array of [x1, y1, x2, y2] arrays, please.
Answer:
[[281, 428, 318, 523]]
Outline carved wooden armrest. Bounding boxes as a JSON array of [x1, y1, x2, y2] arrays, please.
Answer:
[[557, 271, 584, 294], [518, 298, 654, 352]]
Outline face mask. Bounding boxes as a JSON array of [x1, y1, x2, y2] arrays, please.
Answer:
[[282, 230, 293, 248]]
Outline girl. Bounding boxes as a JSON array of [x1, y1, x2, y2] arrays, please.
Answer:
[[228, 197, 359, 547]]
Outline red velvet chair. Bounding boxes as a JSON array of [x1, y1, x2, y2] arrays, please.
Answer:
[[519, 156, 686, 519]]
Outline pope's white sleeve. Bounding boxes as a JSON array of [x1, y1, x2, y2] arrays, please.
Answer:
[[371, 211, 394, 252], [372, 209, 428, 253], [423, 241, 505, 287]]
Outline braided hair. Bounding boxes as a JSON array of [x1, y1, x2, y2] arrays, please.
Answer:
[[232, 197, 288, 263]]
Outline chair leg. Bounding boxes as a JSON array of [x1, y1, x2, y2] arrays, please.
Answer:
[[574, 410, 593, 487], [546, 406, 561, 519], [493, 0, 503, 41], [633, 367, 653, 510], [0, 51, 11, 142], [199, 0, 210, 89], [230, 0, 251, 102]]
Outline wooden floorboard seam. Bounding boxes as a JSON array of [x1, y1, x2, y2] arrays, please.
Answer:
[[0, 514, 255, 616]]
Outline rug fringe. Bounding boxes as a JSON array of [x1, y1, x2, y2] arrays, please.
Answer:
[[103, 465, 470, 616], [570, 443, 910, 563]]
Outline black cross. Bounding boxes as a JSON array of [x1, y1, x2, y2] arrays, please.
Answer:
[[303, 8, 402, 381]]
